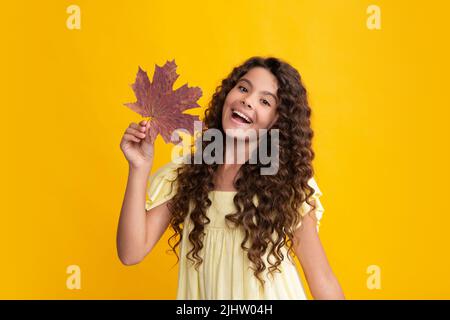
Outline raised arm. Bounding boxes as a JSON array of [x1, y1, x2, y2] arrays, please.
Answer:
[[116, 120, 172, 265]]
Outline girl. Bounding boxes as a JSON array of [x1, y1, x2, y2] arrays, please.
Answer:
[[117, 56, 345, 300]]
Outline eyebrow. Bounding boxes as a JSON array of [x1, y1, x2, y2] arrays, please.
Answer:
[[238, 78, 278, 104]]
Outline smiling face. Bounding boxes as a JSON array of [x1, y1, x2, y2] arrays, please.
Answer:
[[222, 67, 279, 139]]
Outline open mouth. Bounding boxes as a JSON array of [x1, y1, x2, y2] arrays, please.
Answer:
[[231, 109, 253, 124]]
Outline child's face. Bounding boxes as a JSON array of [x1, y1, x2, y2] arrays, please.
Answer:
[[222, 67, 279, 138]]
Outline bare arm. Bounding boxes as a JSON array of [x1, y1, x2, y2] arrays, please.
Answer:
[[116, 165, 172, 265], [116, 120, 172, 265], [293, 208, 345, 300]]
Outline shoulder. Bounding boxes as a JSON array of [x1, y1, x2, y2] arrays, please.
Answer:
[[149, 155, 185, 182], [145, 154, 187, 211], [307, 176, 322, 197], [297, 176, 325, 231]]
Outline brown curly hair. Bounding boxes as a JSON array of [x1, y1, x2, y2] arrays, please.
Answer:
[[165, 56, 318, 288]]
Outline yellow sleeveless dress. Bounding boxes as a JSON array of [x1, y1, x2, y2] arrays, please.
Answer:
[[145, 158, 325, 300]]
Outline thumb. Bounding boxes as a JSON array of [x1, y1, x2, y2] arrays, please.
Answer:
[[143, 121, 155, 145]]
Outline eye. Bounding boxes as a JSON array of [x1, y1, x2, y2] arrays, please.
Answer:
[[238, 85, 248, 93], [261, 99, 271, 106]]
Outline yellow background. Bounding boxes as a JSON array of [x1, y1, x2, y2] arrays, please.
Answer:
[[1, 0, 449, 299]]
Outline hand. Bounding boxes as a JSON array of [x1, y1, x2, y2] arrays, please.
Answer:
[[120, 120, 155, 170]]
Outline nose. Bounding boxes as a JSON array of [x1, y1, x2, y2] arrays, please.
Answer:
[[241, 99, 253, 109]]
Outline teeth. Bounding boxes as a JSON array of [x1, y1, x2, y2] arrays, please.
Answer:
[[233, 110, 252, 123]]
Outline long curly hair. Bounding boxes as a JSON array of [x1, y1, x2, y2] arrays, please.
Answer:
[[165, 56, 318, 287]]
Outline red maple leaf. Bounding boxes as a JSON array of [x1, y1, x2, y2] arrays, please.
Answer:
[[124, 60, 203, 144]]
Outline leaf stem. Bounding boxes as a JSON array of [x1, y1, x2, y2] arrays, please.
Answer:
[[144, 116, 152, 124]]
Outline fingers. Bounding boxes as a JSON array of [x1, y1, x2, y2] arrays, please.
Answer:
[[139, 119, 151, 127], [125, 127, 146, 139], [124, 121, 151, 144], [130, 121, 148, 131], [123, 133, 141, 143]]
